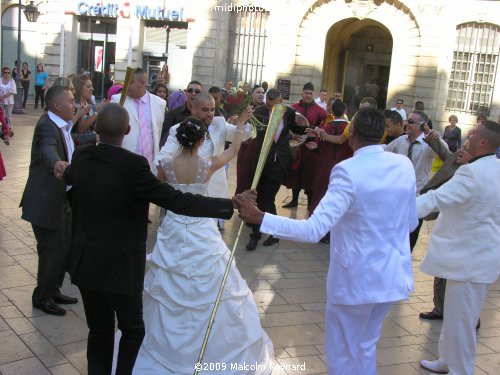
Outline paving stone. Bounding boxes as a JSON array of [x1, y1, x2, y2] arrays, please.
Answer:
[[0, 356, 51, 375], [0, 264, 36, 288], [475, 353, 500, 374], [0, 329, 33, 365], [277, 287, 326, 304], [49, 363, 81, 375], [261, 311, 324, 328], [285, 345, 320, 357], [2, 285, 45, 318], [267, 277, 326, 289], [57, 340, 87, 374], [5, 317, 38, 335], [280, 261, 328, 273], [20, 331, 68, 368], [376, 363, 422, 374], [479, 336, 500, 352], [0, 305, 23, 319], [265, 324, 325, 348], [252, 290, 288, 307], [377, 344, 436, 366], [30, 311, 88, 347]]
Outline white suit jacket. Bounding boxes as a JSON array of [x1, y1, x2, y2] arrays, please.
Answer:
[[417, 155, 500, 283], [261, 145, 418, 305], [111, 93, 166, 171], [154, 116, 252, 198]]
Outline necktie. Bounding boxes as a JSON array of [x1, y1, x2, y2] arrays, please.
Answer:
[[136, 98, 153, 164], [64, 125, 74, 162], [407, 140, 419, 161]]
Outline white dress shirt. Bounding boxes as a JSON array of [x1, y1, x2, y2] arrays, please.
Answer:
[[48, 111, 74, 190], [315, 97, 327, 111], [390, 107, 407, 120], [385, 133, 444, 195]]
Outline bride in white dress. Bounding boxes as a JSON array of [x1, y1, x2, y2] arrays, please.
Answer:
[[132, 115, 274, 374]]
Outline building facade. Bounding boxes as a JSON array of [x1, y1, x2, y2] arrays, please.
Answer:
[[1, 0, 499, 131]]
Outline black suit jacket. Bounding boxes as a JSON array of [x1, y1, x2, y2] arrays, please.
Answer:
[[253, 105, 299, 181], [64, 144, 234, 296], [21, 114, 70, 230]]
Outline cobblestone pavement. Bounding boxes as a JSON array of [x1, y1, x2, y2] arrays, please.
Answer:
[[0, 107, 499, 375]]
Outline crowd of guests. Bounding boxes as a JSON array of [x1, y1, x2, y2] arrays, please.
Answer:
[[2, 63, 499, 375]]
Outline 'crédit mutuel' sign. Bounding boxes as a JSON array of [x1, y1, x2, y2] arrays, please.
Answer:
[[76, 1, 185, 21]]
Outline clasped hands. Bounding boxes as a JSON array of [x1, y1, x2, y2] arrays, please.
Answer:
[[232, 190, 264, 225]]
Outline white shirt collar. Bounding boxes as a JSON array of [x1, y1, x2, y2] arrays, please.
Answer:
[[48, 111, 73, 129], [354, 144, 383, 157]]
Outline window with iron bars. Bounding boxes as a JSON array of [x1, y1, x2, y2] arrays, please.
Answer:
[[446, 23, 500, 115], [227, 10, 268, 88]]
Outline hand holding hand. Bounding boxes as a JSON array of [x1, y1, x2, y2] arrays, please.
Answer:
[[233, 194, 264, 224], [53, 161, 69, 179]]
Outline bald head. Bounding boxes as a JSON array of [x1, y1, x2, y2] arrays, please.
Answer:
[[193, 92, 214, 108], [96, 103, 130, 143], [192, 92, 215, 126]]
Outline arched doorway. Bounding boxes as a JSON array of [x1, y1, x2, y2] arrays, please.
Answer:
[[322, 18, 393, 115]]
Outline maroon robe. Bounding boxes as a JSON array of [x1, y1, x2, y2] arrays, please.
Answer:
[[284, 101, 327, 191], [310, 119, 353, 212]]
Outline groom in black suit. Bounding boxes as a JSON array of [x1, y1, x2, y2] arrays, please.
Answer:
[[63, 103, 239, 375], [21, 85, 79, 316]]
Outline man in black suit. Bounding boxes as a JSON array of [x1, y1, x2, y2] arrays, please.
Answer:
[[236, 89, 301, 251], [63, 103, 241, 375], [21, 85, 79, 316]]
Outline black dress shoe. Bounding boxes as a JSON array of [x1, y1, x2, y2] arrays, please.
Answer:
[[262, 235, 279, 246], [33, 300, 66, 316], [476, 318, 481, 330], [419, 311, 443, 320], [246, 236, 260, 251], [54, 294, 78, 304], [282, 201, 298, 209]]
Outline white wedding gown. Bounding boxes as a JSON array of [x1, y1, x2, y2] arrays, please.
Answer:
[[132, 157, 274, 374]]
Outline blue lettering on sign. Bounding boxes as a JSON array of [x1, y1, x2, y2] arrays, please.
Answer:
[[76, 2, 184, 20]]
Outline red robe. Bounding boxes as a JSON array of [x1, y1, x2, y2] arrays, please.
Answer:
[[310, 119, 353, 212], [284, 101, 327, 191]]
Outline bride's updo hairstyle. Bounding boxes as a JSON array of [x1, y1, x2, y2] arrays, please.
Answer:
[[176, 116, 207, 150]]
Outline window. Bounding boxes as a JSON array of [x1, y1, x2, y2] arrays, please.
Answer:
[[446, 23, 500, 114], [227, 10, 268, 86]]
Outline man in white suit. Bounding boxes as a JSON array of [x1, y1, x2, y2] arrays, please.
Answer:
[[111, 68, 166, 170], [418, 120, 500, 375], [236, 107, 418, 375], [154, 92, 252, 200]]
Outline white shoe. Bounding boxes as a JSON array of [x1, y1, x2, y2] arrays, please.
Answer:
[[420, 359, 449, 374]]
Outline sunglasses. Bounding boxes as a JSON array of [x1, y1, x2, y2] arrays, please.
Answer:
[[2, 71, 10, 74], [407, 119, 425, 125], [186, 88, 201, 94]]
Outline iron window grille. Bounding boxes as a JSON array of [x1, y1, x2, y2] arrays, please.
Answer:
[[227, 10, 268, 87], [446, 22, 500, 115]]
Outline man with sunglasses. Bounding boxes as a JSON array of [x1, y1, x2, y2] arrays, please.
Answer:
[[385, 110, 448, 252], [391, 99, 407, 120], [160, 80, 202, 147]]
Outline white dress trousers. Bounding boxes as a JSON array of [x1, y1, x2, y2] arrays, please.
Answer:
[[439, 280, 489, 375]]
